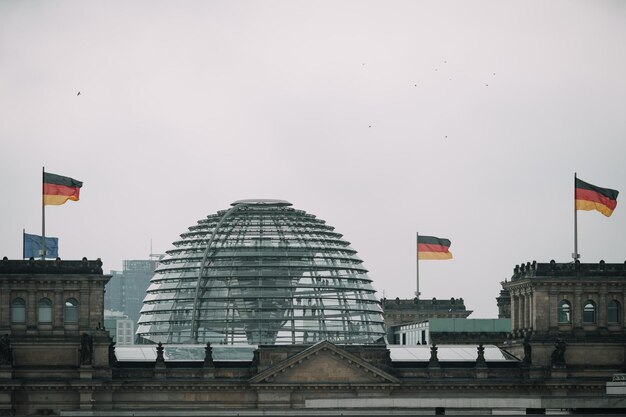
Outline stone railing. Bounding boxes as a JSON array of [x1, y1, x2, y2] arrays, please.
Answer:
[[511, 260, 626, 281], [0, 257, 103, 274]]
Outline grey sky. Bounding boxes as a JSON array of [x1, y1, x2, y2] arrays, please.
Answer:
[[1, 1, 625, 317]]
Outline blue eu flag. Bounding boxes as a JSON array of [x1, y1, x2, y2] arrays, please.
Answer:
[[23, 233, 59, 259]]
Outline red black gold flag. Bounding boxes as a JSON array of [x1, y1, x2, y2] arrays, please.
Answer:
[[43, 172, 83, 206], [417, 235, 452, 260], [575, 178, 618, 217]]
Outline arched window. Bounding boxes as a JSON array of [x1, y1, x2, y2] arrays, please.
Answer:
[[608, 300, 621, 324], [64, 298, 79, 323], [558, 300, 571, 323], [11, 298, 26, 323], [583, 300, 596, 324], [37, 298, 52, 323]]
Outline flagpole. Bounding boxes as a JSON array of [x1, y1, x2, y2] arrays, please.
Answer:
[[573, 172, 579, 261], [416, 232, 420, 298], [22, 229, 25, 259], [42, 167, 46, 260]]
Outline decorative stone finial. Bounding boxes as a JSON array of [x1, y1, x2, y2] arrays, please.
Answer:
[[428, 344, 440, 368], [203, 342, 214, 367], [476, 344, 486, 368], [156, 342, 165, 367]]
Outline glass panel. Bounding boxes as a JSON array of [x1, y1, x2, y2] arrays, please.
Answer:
[[608, 300, 620, 323], [558, 300, 571, 323], [137, 201, 386, 345], [11, 298, 26, 323], [38, 298, 52, 323], [64, 298, 79, 323], [388, 346, 518, 362], [583, 301, 596, 323]]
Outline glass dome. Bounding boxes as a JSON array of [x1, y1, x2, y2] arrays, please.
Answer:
[[137, 199, 385, 345]]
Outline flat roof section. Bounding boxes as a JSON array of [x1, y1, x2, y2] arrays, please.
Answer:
[[115, 344, 258, 362], [388, 345, 519, 362]]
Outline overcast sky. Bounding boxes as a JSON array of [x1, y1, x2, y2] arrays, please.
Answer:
[[1, 1, 625, 317]]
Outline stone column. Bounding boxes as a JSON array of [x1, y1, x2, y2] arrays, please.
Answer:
[[54, 289, 63, 330], [573, 288, 582, 328], [511, 293, 518, 332], [27, 290, 36, 328], [528, 290, 536, 330], [516, 292, 522, 331], [79, 280, 90, 330], [0, 283, 9, 328], [520, 289, 528, 330], [548, 290, 558, 330], [620, 291, 626, 329], [598, 286, 607, 328]]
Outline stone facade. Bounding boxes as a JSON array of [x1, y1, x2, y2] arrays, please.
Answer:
[[381, 297, 472, 342], [501, 260, 626, 371], [1, 258, 626, 415], [0, 258, 111, 414], [496, 288, 511, 318]]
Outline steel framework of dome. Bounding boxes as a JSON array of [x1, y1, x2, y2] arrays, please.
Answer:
[[137, 199, 386, 345]]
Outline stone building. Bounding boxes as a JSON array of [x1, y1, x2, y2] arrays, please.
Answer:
[[496, 288, 511, 318], [0, 257, 111, 414], [1, 257, 626, 415], [501, 260, 626, 370], [381, 297, 472, 343], [393, 318, 511, 346]]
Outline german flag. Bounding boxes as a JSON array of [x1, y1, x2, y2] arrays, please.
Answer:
[[575, 178, 618, 217], [43, 172, 83, 206], [417, 235, 452, 260]]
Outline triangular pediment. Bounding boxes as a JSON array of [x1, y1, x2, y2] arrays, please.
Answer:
[[249, 341, 399, 385]]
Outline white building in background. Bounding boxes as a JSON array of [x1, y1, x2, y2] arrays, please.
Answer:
[[104, 309, 135, 345]]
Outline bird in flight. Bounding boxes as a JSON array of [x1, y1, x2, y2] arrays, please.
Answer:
[[77, 91, 81, 96]]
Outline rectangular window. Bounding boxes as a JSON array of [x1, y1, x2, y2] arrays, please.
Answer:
[[38, 308, 52, 323]]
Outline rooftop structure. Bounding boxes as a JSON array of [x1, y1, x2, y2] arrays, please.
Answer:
[[501, 260, 626, 368], [137, 200, 385, 345], [381, 296, 472, 341], [393, 318, 511, 346], [2, 257, 626, 415]]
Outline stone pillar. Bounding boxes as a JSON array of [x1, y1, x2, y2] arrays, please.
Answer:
[[512, 293, 519, 332], [620, 291, 626, 329], [54, 289, 63, 330], [573, 288, 582, 328], [79, 281, 90, 330], [519, 291, 526, 331], [90, 280, 105, 330], [0, 283, 9, 328], [619, 291, 626, 324], [599, 287, 607, 328], [549, 290, 558, 330], [27, 290, 36, 328], [529, 291, 534, 330]]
